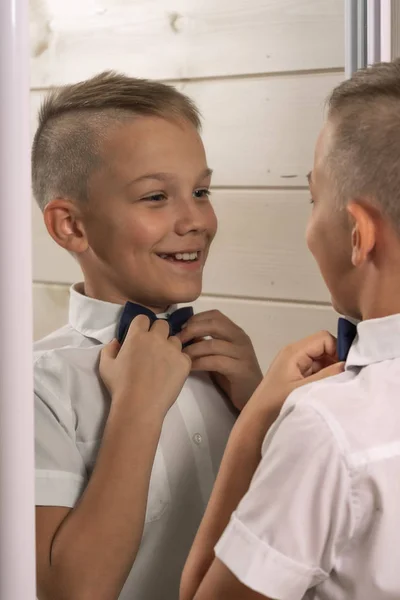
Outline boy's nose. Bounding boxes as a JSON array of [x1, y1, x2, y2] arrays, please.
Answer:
[[174, 200, 208, 235]]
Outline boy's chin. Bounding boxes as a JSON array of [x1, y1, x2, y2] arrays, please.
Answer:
[[331, 297, 360, 322], [167, 290, 202, 306], [161, 280, 203, 306]]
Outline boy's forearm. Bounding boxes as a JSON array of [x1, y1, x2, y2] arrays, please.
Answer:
[[46, 395, 165, 600], [180, 399, 278, 600]]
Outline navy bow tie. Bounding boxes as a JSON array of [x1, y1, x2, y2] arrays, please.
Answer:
[[337, 317, 358, 361], [117, 302, 194, 345]]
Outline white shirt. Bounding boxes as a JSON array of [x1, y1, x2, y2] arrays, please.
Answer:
[[216, 313, 400, 600], [34, 284, 236, 600]]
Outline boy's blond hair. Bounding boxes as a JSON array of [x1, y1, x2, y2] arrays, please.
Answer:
[[326, 58, 400, 228], [32, 71, 201, 211]]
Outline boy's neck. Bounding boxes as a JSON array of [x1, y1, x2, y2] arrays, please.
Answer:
[[80, 282, 170, 314], [359, 270, 400, 321]]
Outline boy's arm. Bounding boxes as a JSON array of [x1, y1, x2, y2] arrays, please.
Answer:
[[36, 317, 191, 600], [180, 392, 277, 600], [194, 559, 269, 600], [36, 404, 164, 600], [180, 332, 344, 600]]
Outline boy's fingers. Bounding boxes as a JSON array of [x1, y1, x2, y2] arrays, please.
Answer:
[[303, 354, 339, 377], [190, 355, 234, 375], [124, 315, 152, 341], [178, 319, 238, 345], [101, 338, 121, 360], [185, 310, 232, 326], [303, 331, 337, 357], [168, 335, 183, 351], [300, 361, 345, 386], [150, 319, 171, 338], [184, 339, 239, 360], [293, 331, 337, 373]]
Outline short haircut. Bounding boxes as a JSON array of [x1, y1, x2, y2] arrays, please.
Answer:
[[32, 71, 201, 211], [326, 58, 400, 228]]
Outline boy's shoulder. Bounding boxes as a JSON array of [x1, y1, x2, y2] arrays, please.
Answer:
[[34, 323, 81, 355], [34, 324, 102, 397], [281, 357, 400, 461]]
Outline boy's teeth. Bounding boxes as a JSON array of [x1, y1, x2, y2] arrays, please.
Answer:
[[159, 251, 199, 261], [172, 252, 198, 261]]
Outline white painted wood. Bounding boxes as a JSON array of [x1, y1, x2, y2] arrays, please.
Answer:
[[204, 190, 329, 302], [30, 0, 344, 87], [33, 282, 337, 369], [32, 189, 329, 302], [30, 71, 343, 192], [182, 72, 344, 187], [33, 282, 71, 340]]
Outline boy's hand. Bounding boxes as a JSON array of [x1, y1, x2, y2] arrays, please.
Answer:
[[177, 310, 263, 411], [245, 330, 345, 421], [99, 315, 191, 419]]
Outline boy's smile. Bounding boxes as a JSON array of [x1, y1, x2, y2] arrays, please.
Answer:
[[156, 250, 203, 270], [68, 116, 217, 311]]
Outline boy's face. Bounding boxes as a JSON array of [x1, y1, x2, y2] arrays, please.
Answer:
[[306, 120, 362, 319], [79, 116, 217, 311]]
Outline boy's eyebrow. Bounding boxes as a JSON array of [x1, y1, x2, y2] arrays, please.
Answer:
[[200, 167, 213, 180], [126, 168, 213, 187], [307, 171, 312, 185]]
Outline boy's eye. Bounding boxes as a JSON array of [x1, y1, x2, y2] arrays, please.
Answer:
[[142, 193, 167, 202], [193, 188, 211, 199], [309, 197, 315, 205]]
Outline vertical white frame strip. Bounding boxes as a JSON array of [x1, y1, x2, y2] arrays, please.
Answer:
[[380, 0, 392, 61], [346, 0, 359, 76], [368, 0, 382, 63], [0, 0, 36, 598], [358, 0, 368, 68]]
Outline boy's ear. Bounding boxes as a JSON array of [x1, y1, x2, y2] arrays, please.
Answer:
[[346, 199, 379, 267], [43, 198, 89, 254]]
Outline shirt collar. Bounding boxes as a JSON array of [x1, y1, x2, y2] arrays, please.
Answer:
[[68, 283, 175, 344], [346, 313, 400, 368]]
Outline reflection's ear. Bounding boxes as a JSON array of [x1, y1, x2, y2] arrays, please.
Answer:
[[346, 200, 379, 267], [43, 198, 89, 254]]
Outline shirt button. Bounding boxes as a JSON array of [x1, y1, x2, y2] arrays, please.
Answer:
[[193, 433, 202, 445]]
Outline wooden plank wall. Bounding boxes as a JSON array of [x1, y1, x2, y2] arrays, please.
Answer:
[[30, 0, 345, 369]]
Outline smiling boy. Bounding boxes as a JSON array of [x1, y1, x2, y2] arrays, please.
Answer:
[[33, 72, 262, 600]]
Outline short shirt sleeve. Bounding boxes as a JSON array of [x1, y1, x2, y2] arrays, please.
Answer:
[[215, 401, 353, 600], [35, 355, 87, 507]]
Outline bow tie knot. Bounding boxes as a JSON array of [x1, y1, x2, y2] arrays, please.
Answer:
[[117, 302, 194, 344]]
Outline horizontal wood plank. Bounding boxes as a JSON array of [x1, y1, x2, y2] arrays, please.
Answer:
[[30, 0, 344, 86], [185, 72, 344, 187], [33, 283, 337, 369], [205, 190, 328, 301]]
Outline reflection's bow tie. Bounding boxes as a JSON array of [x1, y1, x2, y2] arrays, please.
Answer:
[[337, 317, 358, 361], [117, 302, 194, 344]]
